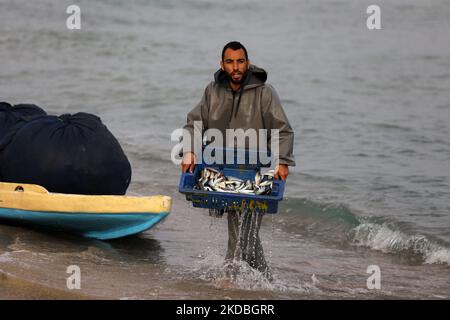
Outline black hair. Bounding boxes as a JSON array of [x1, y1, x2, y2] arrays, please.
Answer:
[[221, 41, 248, 61]]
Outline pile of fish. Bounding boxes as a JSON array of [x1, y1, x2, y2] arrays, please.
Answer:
[[194, 167, 275, 195]]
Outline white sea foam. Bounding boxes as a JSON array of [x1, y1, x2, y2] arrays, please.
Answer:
[[424, 247, 450, 266], [193, 250, 318, 295], [350, 222, 450, 266], [0, 252, 14, 263]]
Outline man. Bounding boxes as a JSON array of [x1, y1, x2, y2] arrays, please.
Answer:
[[181, 41, 295, 278]]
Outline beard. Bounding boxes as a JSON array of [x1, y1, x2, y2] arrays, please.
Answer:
[[226, 69, 248, 84]]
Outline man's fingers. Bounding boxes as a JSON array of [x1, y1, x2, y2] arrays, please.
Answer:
[[181, 153, 196, 173], [274, 170, 287, 181], [181, 161, 190, 173], [181, 163, 195, 173]]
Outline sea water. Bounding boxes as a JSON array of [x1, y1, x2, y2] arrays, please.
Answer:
[[0, 0, 449, 299]]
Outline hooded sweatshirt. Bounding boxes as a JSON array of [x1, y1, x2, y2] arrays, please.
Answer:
[[183, 64, 296, 166]]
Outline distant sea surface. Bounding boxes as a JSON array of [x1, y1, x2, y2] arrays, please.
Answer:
[[0, 0, 449, 299]]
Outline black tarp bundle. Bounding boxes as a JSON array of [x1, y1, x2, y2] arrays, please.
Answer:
[[0, 102, 47, 138], [0, 111, 131, 195]]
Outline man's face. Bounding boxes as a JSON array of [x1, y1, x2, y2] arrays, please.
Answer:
[[221, 48, 250, 84]]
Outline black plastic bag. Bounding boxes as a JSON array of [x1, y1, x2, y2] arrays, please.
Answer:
[[0, 102, 47, 138], [0, 112, 132, 195]]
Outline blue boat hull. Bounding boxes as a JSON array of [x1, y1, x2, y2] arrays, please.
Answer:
[[0, 207, 169, 240]]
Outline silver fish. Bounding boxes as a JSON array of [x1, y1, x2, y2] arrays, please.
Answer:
[[259, 180, 273, 187], [205, 167, 220, 174], [196, 168, 273, 195], [255, 171, 262, 186]]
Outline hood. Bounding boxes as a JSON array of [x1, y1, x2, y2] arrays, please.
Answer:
[[214, 64, 267, 91]]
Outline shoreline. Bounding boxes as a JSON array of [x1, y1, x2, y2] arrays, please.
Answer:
[[0, 269, 95, 300]]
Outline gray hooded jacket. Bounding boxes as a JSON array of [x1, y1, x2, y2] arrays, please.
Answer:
[[183, 65, 296, 166]]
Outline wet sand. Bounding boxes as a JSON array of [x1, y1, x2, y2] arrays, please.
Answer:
[[0, 270, 94, 300]]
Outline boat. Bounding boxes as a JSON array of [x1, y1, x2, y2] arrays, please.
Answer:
[[0, 182, 171, 240]]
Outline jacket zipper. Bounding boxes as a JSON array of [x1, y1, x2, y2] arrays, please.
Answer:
[[229, 91, 236, 126]]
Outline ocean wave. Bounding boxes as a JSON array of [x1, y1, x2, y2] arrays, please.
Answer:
[[280, 198, 361, 227], [373, 123, 413, 132], [349, 222, 450, 266], [280, 198, 450, 267]]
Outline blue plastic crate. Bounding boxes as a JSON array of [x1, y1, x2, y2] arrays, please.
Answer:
[[178, 148, 285, 213]]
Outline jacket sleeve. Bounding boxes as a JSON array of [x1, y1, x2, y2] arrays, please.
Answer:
[[182, 84, 210, 156], [261, 85, 296, 167]]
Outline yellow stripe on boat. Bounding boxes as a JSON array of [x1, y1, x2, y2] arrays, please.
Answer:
[[0, 182, 171, 214], [0, 182, 172, 240]]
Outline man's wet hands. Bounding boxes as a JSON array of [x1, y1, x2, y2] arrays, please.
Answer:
[[274, 164, 289, 181]]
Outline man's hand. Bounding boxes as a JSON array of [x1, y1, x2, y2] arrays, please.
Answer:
[[181, 152, 196, 173], [274, 164, 289, 181]]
